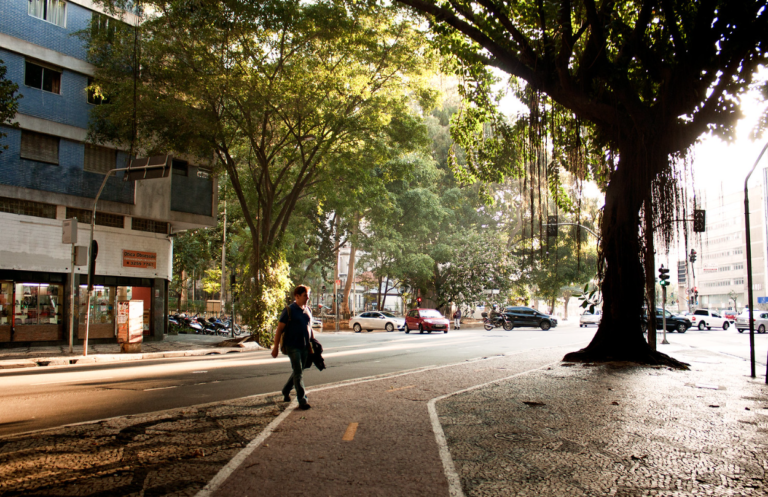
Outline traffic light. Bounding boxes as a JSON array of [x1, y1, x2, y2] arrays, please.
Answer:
[[693, 209, 706, 232], [690, 249, 697, 263], [658, 265, 670, 287], [547, 216, 558, 237], [87, 240, 98, 291], [417, 296, 422, 306]]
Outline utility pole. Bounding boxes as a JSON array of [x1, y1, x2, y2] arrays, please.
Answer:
[[220, 199, 227, 315]]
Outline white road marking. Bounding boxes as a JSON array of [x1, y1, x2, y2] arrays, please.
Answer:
[[426, 361, 559, 497], [143, 386, 177, 391], [31, 377, 114, 386]]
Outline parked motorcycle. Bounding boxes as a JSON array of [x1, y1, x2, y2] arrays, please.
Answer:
[[482, 311, 513, 331]]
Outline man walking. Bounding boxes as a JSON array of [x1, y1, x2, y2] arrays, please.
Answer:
[[271, 285, 314, 410], [453, 308, 462, 330]]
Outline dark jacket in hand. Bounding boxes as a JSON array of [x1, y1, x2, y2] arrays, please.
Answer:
[[304, 337, 326, 371]]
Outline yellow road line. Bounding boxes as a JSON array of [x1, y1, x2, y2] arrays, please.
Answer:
[[342, 422, 358, 441]]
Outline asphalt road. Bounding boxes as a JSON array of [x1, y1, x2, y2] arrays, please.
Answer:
[[1, 320, 764, 438], [0, 322, 593, 437]]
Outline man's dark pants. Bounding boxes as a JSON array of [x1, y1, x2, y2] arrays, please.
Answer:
[[282, 345, 309, 405]]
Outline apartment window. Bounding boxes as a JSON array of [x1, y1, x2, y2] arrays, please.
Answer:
[[132, 217, 169, 234], [66, 207, 125, 228], [28, 0, 67, 27], [734, 263, 744, 270], [25, 60, 61, 94], [91, 12, 116, 41], [86, 77, 108, 105], [734, 278, 745, 285], [20, 131, 59, 164], [84, 144, 116, 174], [0, 196, 56, 219]]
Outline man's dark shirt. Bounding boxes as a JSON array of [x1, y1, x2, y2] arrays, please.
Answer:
[[279, 302, 312, 349]]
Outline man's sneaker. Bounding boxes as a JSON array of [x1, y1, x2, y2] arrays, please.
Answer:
[[299, 403, 312, 410], [282, 395, 291, 402]]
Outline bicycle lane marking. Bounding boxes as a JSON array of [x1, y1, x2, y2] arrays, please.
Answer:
[[427, 361, 560, 497], [196, 343, 582, 497]]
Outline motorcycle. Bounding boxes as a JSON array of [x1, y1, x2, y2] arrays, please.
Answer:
[[482, 311, 514, 331]]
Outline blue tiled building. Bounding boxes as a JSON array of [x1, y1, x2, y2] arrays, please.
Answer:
[[0, 0, 217, 347]]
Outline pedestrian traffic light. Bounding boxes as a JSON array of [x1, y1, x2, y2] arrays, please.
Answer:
[[547, 216, 558, 237], [693, 209, 706, 232], [87, 240, 98, 292], [658, 265, 670, 287], [690, 249, 697, 263]]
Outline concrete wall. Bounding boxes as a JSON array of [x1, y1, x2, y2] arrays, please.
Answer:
[[0, 211, 173, 280]]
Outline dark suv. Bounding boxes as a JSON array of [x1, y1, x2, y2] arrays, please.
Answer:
[[641, 308, 692, 333], [503, 306, 558, 330]]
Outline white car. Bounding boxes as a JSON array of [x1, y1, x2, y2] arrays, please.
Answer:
[[735, 310, 768, 334], [579, 310, 601, 327], [349, 311, 406, 333], [690, 309, 729, 330]]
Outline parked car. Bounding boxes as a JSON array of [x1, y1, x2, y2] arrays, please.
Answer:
[[579, 310, 601, 327], [405, 308, 450, 334], [690, 309, 730, 330], [503, 306, 558, 330], [735, 310, 768, 333], [312, 317, 323, 329], [349, 311, 406, 333], [723, 310, 737, 322], [641, 308, 692, 333]]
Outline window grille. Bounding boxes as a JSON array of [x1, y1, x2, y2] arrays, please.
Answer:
[[131, 217, 169, 234], [0, 196, 57, 218], [28, 0, 67, 27], [84, 144, 116, 174], [20, 131, 59, 164], [66, 207, 125, 228]]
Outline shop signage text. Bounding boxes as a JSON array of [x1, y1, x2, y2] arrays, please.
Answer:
[[123, 250, 157, 269]]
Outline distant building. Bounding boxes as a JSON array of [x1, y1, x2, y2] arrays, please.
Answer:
[[689, 179, 767, 310], [0, 0, 216, 346]]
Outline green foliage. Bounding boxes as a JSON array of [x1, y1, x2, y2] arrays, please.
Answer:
[[0, 60, 20, 152], [241, 253, 292, 347]]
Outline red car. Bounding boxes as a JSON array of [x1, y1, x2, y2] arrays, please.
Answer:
[[405, 308, 450, 334]]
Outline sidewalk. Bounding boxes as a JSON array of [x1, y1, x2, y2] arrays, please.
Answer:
[[1, 344, 766, 496], [0, 334, 261, 369]]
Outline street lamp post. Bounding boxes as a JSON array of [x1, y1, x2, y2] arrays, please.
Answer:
[[743, 141, 768, 381], [82, 157, 172, 356]]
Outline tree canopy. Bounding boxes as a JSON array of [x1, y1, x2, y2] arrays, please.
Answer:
[[398, 0, 768, 365]]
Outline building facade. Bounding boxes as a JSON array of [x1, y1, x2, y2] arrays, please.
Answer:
[[0, 0, 216, 346], [689, 180, 767, 311]]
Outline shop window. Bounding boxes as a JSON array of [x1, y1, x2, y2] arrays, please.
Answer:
[[66, 207, 125, 228], [28, 0, 67, 27], [14, 283, 63, 325], [21, 130, 59, 164], [0, 282, 11, 326], [0, 196, 57, 219], [131, 217, 169, 234], [84, 144, 116, 174], [25, 60, 62, 94], [79, 286, 115, 326]]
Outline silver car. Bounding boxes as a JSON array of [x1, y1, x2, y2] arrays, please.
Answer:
[[736, 310, 768, 334], [579, 310, 601, 327], [349, 311, 406, 333]]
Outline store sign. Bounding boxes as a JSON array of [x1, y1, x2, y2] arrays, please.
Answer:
[[123, 250, 157, 269]]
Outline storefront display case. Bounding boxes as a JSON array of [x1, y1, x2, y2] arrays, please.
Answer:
[[13, 283, 64, 341]]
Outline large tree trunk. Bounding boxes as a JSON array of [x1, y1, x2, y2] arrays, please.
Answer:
[[563, 142, 686, 368], [342, 243, 357, 315], [643, 199, 658, 349]]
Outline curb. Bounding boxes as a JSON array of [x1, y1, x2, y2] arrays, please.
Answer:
[[0, 346, 262, 370]]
